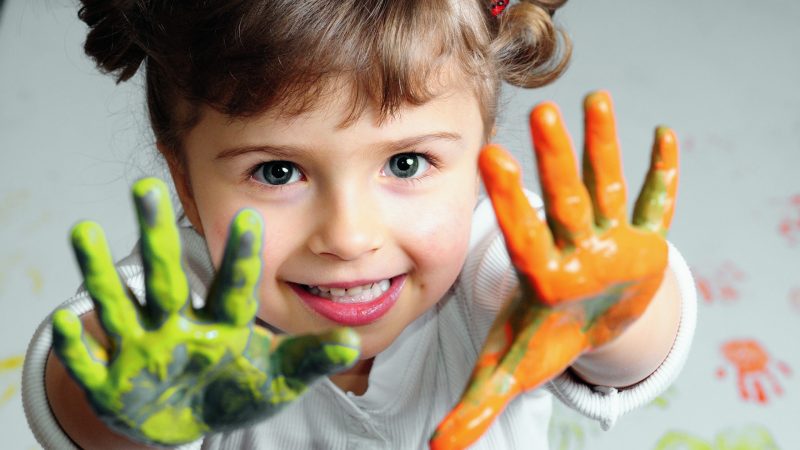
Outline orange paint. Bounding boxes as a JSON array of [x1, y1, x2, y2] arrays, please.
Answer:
[[778, 194, 800, 246], [431, 92, 680, 449], [718, 339, 790, 404], [694, 261, 745, 304]]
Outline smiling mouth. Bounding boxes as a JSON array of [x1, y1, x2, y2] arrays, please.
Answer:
[[288, 275, 407, 326], [299, 279, 393, 304]]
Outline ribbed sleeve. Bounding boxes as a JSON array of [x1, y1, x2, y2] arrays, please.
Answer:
[[546, 240, 697, 430]]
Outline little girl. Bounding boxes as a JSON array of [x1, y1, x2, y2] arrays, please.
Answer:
[[22, 0, 696, 449]]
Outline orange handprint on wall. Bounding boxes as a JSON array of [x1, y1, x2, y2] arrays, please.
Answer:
[[777, 194, 800, 246], [716, 339, 792, 404], [694, 261, 745, 304]]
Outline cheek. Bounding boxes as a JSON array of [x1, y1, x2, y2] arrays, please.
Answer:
[[396, 192, 475, 287]]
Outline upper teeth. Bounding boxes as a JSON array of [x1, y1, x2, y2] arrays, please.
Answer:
[[305, 279, 392, 303]]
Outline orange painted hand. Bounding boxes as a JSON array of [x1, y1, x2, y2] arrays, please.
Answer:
[[430, 91, 679, 450]]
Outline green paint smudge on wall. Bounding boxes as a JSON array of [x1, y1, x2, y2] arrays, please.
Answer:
[[649, 385, 677, 409], [654, 425, 779, 450]]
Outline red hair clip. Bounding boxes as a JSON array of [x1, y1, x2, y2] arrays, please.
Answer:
[[490, 0, 508, 16]]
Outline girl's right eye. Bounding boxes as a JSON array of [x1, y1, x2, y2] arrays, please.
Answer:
[[251, 161, 303, 186]]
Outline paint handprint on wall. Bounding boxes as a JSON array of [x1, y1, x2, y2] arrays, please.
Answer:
[[789, 287, 800, 314], [694, 261, 746, 304], [777, 194, 800, 246], [716, 339, 792, 404]]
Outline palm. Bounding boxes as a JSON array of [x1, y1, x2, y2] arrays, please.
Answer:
[[431, 91, 679, 450], [52, 178, 360, 445]]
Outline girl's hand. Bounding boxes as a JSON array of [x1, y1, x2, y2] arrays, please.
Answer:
[[52, 178, 361, 445], [431, 91, 679, 450]]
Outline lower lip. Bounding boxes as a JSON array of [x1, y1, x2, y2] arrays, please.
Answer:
[[289, 275, 407, 327]]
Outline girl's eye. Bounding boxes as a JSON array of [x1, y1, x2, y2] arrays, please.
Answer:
[[384, 153, 431, 179], [253, 161, 303, 186]]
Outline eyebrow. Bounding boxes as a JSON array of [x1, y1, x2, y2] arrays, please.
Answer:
[[214, 131, 463, 160]]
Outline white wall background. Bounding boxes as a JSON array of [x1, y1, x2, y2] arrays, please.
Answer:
[[1, 0, 798, 448]]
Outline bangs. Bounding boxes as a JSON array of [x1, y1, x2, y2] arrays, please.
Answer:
[[184, 0, 496, 127]]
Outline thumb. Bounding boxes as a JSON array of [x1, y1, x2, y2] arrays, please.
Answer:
[[272, 327, 361, 385]]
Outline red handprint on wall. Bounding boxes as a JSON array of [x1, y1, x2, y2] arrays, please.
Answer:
[[694, 261, 746, 304], [716, 339, 792, 404], [778, 194, 800, 246], [789, 287, 800, 314]]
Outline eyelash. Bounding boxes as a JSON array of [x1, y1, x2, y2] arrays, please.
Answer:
[[244, 150, 442, 190], [386, 150, 442, 185]]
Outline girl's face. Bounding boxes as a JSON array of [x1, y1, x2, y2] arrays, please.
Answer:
[[171, 79, 485, 359]]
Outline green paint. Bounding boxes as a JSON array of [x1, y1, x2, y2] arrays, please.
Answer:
[[547, 403, 594, 450], [656, 432, 713, 450], [53, 177, 361, 445], [632, 126, 673, 236], [578, 282, 629, 332], [134, 178, 189, 324], [648, 386, 676, 409], [654, 426, 780, 450]]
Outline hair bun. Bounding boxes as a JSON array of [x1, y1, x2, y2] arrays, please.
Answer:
[[78, 0, 148, 82], [492, 0, 572, 88]]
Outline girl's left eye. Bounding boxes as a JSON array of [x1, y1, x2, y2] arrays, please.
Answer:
[[252, 160, 303, 186], [383, 153, 432, 179]]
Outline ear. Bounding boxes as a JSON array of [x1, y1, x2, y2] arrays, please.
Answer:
[[158, 142, 205, 236]]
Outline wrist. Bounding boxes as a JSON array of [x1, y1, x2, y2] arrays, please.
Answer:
[[570, 266, 682, 388]]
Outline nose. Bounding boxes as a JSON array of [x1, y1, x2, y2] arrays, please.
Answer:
[[307, 186, 385, 261]]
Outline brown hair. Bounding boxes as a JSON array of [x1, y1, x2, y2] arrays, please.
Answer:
[[78, 0, 571, 170]]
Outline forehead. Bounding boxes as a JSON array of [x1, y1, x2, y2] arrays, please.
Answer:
[[198, 71, 483, 143]]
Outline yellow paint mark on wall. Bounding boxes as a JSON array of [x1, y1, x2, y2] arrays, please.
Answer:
[[0, 189, 31, 223], [0, 385, 16, 406], [26, 267, 44, 294], [0, 355, 23, 408], [0, 355, 23, 372]]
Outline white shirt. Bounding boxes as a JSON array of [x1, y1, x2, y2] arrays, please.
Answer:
[[22, 194, 697, 449]]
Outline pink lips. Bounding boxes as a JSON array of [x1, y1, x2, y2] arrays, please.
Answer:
[[289, 275, 407, 326]]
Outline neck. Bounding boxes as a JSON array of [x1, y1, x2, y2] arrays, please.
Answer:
[[329, 358, 374, 395]]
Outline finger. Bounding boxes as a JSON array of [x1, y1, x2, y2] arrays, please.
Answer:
[[530, 102, 594, 248], [430, 299, 520, 450], [632, 126, 680, 235], [272, 327, 361, 386], [430, 368, 519, 450], [504, 309, 589, 390], [52, 309, 108, 391], [479, 144, 555, 281], [582, 91, 628, 229], [133, 178, 190, 323], [203, 208, 264, 326], [432, 308, 589, 450], [71, 221, 144, 340]]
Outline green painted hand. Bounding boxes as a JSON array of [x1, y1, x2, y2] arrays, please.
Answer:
[[52, 178, 361, 445]]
